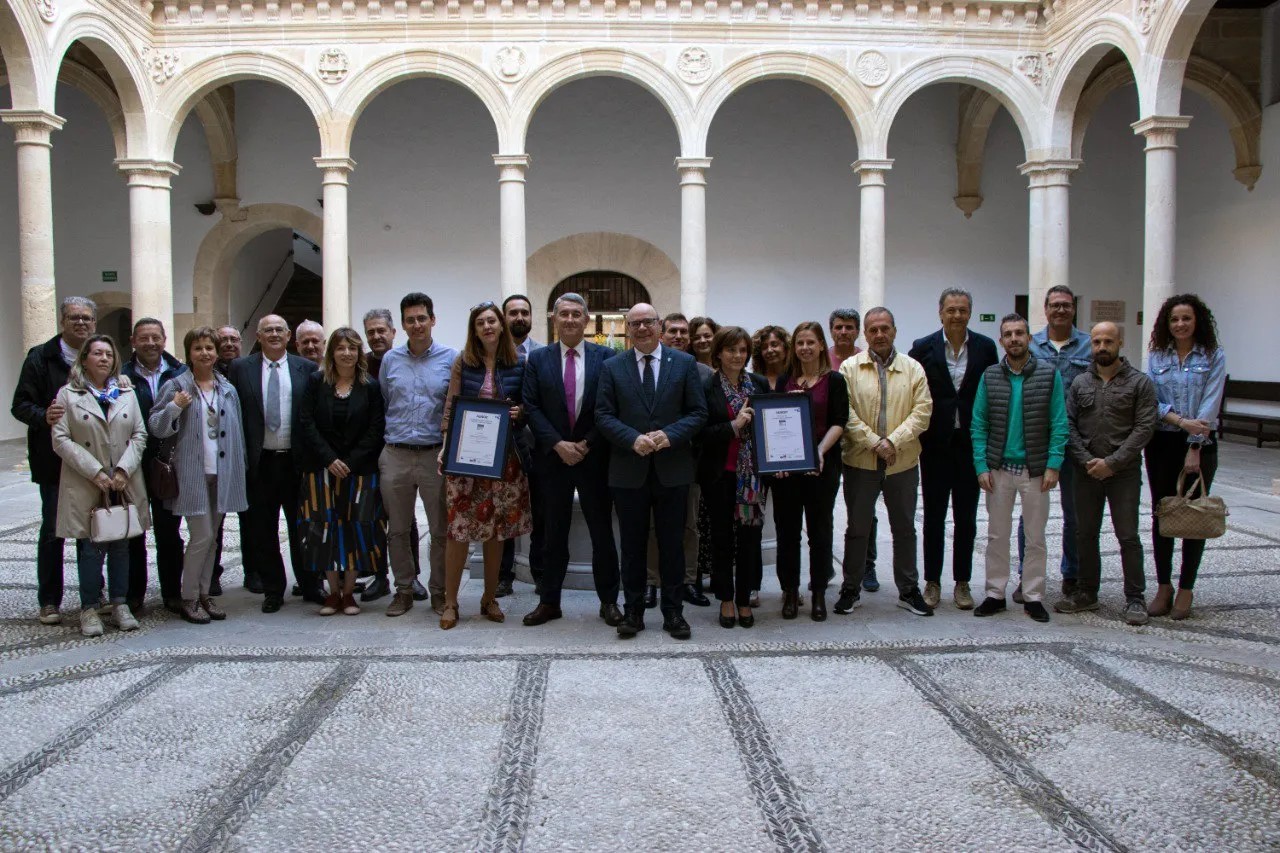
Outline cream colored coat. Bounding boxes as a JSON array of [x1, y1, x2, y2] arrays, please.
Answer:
[[839, 350, 934, 475], [50, 380, 152, 540]]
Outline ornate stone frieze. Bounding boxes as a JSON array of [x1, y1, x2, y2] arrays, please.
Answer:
[[141, 48, 180, 84], [493, 46, 527, 81], [677, 46, 712, 84], [35, 0, 58, 23], [1136, 0, 1158, 34], [317, 47, 350, 83], [1014, 51, 1053, 87], [855, 50, 889, 87]]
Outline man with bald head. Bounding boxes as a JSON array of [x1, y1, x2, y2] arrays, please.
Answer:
[[1055, 321, 1156, 625], [226, 314, 321, 611], [295, 319, 326, 365], [597, 302, 707, 640]]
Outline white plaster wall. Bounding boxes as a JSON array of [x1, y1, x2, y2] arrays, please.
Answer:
[[229, 228, 294, 329], [171, 113, 216, 314]]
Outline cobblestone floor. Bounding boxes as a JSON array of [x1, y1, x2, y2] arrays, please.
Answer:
[[0, 439, 1278, 851]]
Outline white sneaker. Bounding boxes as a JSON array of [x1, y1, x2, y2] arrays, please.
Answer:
[[38, 605, 61, 625], [113, 604, 139, 631], [96, 595, 112, 616], [80, 609, 104, 637]]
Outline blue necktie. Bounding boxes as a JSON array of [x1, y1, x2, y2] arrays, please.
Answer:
[[641, 354, 655, 407]]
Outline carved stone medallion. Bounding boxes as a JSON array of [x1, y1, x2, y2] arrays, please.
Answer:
[[1136, 0, 1158, 34], [494, 46, 527, 82], [677, 47, 713, 85], [855, 50, 890, 87], [35, 0, 57, 23], [317, 48, 350, 84], [141, 48, 180, 85]]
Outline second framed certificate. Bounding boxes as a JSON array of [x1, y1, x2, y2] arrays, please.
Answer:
[[442, 396, 513, 480], [750, 393, 817, 475]]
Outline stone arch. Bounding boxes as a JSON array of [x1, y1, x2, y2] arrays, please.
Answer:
[[874, 55, 1042, 158], [1045, 15, 1144, 153], [154, 52, 328, 160], [331, 50, 509, 155], [526, 232, 681, 325], [692, 51, 872, 156], [1146, 0, 1219, 117], [953, 87, 1003, 217], [50, 14, 152, 155], [2, 58, 124, 153], [192, 202, 324, 328], [0, 0, 45, 109], [192, 87, 237, 200], [509, 49, 692, 155]]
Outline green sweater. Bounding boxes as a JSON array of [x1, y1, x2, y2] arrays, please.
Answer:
[[972, 367, 1067, 474]]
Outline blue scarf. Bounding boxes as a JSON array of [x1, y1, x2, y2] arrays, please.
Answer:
[[89, 378, 121, 406]]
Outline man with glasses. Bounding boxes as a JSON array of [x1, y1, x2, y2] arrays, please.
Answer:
[[597, 303, 708, 640], [215, 326, 242, 374], [11, 297, 98, 625]]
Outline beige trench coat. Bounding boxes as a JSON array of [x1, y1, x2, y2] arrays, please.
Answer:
[[50, 381, 152, 540]]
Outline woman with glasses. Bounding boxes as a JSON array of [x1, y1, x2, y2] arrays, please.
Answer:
[[296, 327, 387, 616], [436, 302, 532, 629], [51, 334, 150, 636], [149, 327, 249, 624]]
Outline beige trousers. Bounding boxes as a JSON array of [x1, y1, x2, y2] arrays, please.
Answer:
[[378, 445, 447, 597]]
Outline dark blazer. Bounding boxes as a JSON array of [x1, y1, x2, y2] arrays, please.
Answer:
[[523, 341, 615, 470], [226, 352, 318, 476], [295, 374, 386, 475], [697, 371, 767, 487], [122, 352, 187, 462], [10, 336, 72, 485], [596, 346, 708, 489], [908, 328, 998, 447]]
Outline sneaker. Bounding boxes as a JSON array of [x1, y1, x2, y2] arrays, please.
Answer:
[[1123, 598, 1150, 626], [953, 582, 975, 610], [861, 571, 880, 593], [897, 589, 935, 617], [97, 596, 112, 616], [80, 609, 104, 637], [385, 591, 414, 617], [1061, 577, 1079, 598], [973, 597, 1006, 617], [113, 604, 139, 631], [833, 589, 861, 614], [1053, 591, 1099, 614], [38, 605, 61, 625], [1012, 582, 1025, 605], [923, 581, 941, 609], [1024, 601, 1050, 623]]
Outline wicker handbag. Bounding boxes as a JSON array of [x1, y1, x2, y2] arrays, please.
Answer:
[[1156, 470, 1228, 540]]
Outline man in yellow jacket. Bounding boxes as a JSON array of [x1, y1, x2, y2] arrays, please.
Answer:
[[833, 307, 936, 617]]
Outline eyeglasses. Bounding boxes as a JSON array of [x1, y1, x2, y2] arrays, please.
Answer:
[[1047, 303, 1074, 312], [260, 326, 287, 335], [628, 318, 658, 329], [65, 315, 95, 325]]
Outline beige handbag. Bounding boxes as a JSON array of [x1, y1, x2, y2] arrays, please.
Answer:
[[90, 492, 144, 543], [1156, 470, 1228, 540]]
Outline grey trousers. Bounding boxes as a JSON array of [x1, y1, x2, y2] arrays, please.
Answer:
[[182, 476, 224, 601], [841, 465, 921, 597], [1073, 465, 1145, 601], [379, 445, 447, 597]]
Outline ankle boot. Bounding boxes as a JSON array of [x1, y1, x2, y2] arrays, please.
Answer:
[[781, 589, 799, 620], [1170, 589, 1194, 620], [1147, 584, 1174, 617]]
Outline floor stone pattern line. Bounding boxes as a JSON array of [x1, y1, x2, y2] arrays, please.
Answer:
[[478, 658, 552, 852], [0, 661, 190, 803], [887, 656, 1128, 853], [177, 660, 368, 853], [702, 656, 827, 853], [1054, 648, 1280, 791]]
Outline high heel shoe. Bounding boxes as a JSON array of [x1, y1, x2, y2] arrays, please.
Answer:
[[440, 604, 459, 630], [480, 597, 505, 623], [719, 603, 736, 629], [737, 607, 755, 628]]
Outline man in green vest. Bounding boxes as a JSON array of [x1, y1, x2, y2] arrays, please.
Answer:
[[970, 313, 1068, 623]]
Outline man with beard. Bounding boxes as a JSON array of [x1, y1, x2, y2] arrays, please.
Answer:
[[1055, 321, 1156, 624], [295, 320, 326, 365], [498, 294, 545, 598]]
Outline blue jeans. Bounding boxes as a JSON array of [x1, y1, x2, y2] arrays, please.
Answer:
[[76, 538, 130, 609], [1017, 459, 1078, 580]]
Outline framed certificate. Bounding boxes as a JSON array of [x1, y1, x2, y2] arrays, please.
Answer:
[[442, 396, 514, 480], [750, 393, 817, 475]]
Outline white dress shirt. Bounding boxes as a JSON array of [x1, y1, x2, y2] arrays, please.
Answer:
[[261, 355, 293, 449], [945, 332, 969, 428], [560, 340, 586, 421], [634, 343, 663, 388]]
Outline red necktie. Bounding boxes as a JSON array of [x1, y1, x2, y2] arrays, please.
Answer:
[[564, 348, 578, 433]]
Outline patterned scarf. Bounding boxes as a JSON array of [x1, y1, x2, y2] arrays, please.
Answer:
[[89, 378, 121, 406], [718, 371, 767, 527]]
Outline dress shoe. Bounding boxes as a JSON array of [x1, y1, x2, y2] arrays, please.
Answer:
[[361, 575, 391, 603], [1024, 601, 1051, 623], [495, 579, 514, 599], [261, 596, 283, 614], [718, 603, 736, 629], [440, 604, 458, 630], [385, 591, 413, 617], [244, 572, 265, 595], [480, 597, 505, 623], [781, 589, 799, 620], [617, 610, 645, 637], [599, 603, 624, 626], [292, 584, 303, 597], [811, 591, 827, 622], [973, 597, 1006, 617], [523, 604, 563, 626], [736, 608, 755, 629], [182, 599, 212, 624], [1170, 589, 1194, 621], [208, 575, 223, 597], [201, 597, 227, 621], [411, 578, 430, 601], [663, 613, 692, 639], [163, 598, 184, 615], [1012, 582, 1025, 604], [953, 582, 975, 610], [302, 589, 328, 606], [644, 585, 658, 609], [1148, 583, 1174, 617], [683, 583, 711, 607], [319, 593, 341, 616]]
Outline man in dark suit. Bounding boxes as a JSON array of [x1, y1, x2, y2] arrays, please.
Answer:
[[521, 292, 622, 628], [597, 302, 708, 640], [122, 317, 187, 613], [908, 288, 999, 611], [226, 314, 320, 612]]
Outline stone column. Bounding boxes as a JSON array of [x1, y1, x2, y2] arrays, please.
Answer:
[[494, 154, 531, 300], [1, 110, 65, 350], [852, 159, 893, 313], [676, 157, 712, 317], [315, 157, 356, 330], [1019, 159, 1080, 330], [117, 158, 181, 351], [1132, 116, 1191, 368]]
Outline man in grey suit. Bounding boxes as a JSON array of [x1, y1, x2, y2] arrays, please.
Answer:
[[597, 303, 708, 640]]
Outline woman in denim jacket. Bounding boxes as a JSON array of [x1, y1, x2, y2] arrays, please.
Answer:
[[1144, 294, 1226, 620]]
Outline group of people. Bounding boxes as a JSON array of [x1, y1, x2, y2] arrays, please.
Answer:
[[11, 284, 1226, 640]]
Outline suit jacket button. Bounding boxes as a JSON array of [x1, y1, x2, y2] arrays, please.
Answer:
[[220, 431, 226, 437], [219, 451, 226, 458]]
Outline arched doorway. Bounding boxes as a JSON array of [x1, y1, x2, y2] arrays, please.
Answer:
[[547, 270, 650, 346]]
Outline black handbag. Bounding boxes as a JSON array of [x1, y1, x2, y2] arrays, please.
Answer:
[[146, 436, 179, 501]]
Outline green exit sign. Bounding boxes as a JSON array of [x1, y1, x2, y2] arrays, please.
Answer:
[[102, 271, 118, 283], [979, 313, 996, 322]]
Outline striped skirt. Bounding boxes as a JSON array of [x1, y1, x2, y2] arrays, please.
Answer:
[[297, 469, 385, 576]]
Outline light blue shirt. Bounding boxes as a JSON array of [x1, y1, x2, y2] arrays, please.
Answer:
[[1030, 327, 1092, 392], [1147, 344, 1226, 446], [379, 340, 459, 445]]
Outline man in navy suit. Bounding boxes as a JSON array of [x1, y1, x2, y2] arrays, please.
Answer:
[[226, 314, 320, 612], [520, 292, 623, 628], [597, 303, 708, 640], [908, 288, 999, 611]]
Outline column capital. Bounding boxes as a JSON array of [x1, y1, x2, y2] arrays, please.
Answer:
[[675, 157, 712, 186], [852, 158, 893, 186], [1, 110, 66, 147], [314, 156, 356, 183], [494, 153, 531, 182], [1019, 158, 1082, 187], [1131, 115, 1192, 150], [115, 158, 181, 188]]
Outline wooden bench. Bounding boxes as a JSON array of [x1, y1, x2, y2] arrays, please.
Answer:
[[1219, 375, 1280, 447]]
